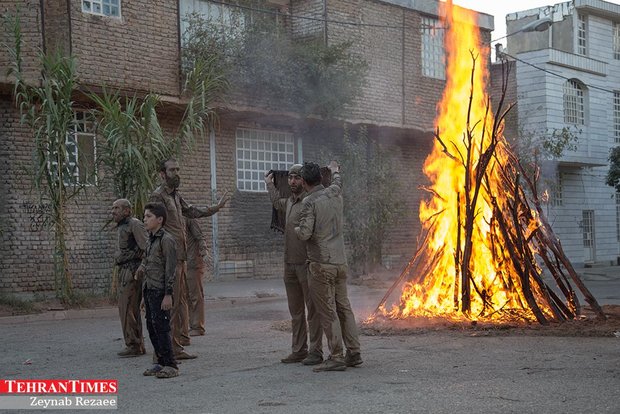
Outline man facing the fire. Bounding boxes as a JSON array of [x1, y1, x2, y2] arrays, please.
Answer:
[[295, 161, 363, 372]]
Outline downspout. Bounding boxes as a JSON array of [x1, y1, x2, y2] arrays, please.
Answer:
[[209, 125, 220, 279], [323, 0, 328, 45], [401, 11, 406, 125]]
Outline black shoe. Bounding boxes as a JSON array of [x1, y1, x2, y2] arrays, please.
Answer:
[[302, 352, 323, 366], [280, 352, 308, 363], [345, 350, 363, 367], [312, 357, 346, 372]]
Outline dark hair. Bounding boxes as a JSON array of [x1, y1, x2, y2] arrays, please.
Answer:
[[159, 158, 177, 173], [144, 202, 167, 226], [300, 162, 322, 186]]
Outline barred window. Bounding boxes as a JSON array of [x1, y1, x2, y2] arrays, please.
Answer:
[[50, 111, 97, 186], [236, 128, 295, 192], [614, 91, 620, 143], [616, 193, 620, 242], [563, 79, 585, 125], [421, 16, 445, 80], [577, 14, 587, 56], [82, 0, 120, 17], [614, 22, 620, 60], [550, 172, 563, 207]]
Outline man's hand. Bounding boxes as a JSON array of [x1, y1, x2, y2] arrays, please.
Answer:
[[161, 294, 173, 311], [135, 266, 145, 279], [328, 160, 340, 174], [264, 172, 274, 184]]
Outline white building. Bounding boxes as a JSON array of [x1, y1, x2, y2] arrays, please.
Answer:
[[502, 0, 620, 266]]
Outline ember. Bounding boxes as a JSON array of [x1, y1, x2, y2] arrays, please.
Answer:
[[372, 1, 604, 325]]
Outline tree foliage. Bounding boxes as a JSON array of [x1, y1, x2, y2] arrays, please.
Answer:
[[606, 146, 620, 192], [182, 11, 368, 119], [336, 126, 405, 275]]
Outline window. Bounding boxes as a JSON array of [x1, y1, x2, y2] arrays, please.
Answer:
[[614, 23, 620, 60], [577, 14, 587, 56], [582, 210, 594, 248], [421, 16, 445, 80], [563, 79, 585, 125], [236, 128, 295, 192], [616, 193, 620, 242], [550, 172, 563, 207], [82, 0, 120, 17], [51, 111, 97, 186], [614, 91, 620, 143]]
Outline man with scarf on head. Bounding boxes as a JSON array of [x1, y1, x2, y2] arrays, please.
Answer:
[[265, 164, 323, 366], [150, 158, 229, 360]]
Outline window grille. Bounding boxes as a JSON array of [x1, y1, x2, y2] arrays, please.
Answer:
[[236, 128, 295, 192], [563, 80, 585, 125], [82, 0, 120, 17], [421, 16, 445, 80], [614, 91, 620, 143], [577, 14, 587, 56]]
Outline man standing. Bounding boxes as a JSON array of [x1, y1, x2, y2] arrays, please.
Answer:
[[295, 161, 363, 372], [265, 165, 323, 365], [185, 218, 208, 337], [150, 158, 229, 360], [111, 198, 148, 358]]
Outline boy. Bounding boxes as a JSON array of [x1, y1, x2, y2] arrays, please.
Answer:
[[136, 202, 179, 379]]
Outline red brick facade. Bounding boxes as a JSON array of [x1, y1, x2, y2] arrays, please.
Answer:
[[0, 0, 492, 294]]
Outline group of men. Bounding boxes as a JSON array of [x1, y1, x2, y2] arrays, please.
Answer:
[[111, 158, 228, 378], [266, 161, 362, 372], [110, 157, 362, 377]]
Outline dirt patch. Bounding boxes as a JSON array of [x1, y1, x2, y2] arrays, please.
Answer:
[[361, 305, 620, 337]]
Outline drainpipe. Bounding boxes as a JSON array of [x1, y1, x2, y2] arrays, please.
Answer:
[[323, 0, 328, 45], [209, 125, 220, 279]]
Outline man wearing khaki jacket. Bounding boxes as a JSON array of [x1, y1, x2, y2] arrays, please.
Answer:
[[295, 161, 363, 372], [265, 164, 323, 366]]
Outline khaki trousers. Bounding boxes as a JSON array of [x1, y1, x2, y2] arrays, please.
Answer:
[[308, 262, 360, 359], [284, 263, 323, 355], [186, 263, 205, 334], [171, 261, 190, 354], [117, 265, 144, 351]]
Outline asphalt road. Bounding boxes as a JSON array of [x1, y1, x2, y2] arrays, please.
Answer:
[[2, 289, 619, 414]]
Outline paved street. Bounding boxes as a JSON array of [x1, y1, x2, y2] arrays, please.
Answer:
[[1, 267, 620, 414]]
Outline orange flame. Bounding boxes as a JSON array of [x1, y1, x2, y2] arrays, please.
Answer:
[[382, 1, 553, 322]]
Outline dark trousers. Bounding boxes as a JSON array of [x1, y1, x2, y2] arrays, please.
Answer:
[[144, 288, 177, 369]]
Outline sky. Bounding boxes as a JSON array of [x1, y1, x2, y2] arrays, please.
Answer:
[[454, 0, 620, 46]]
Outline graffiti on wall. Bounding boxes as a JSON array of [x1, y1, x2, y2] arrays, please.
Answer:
[[20, 201, 52, 231]]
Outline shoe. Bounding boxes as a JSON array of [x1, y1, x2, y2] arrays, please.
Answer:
[[155, 366, 179, 379], [180, 338, 191, 346], [312, 357, 346, 372], [175, 351, 197, 360], [302, 352, 323, 366], [345, 350, 363, 367], [143, 364, 163, 376], [189, 329, 205, 337], [280, 352, 308, 363], [117, 348, 142, 358]]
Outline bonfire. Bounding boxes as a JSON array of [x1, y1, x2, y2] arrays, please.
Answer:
[[371, 1, 604, 325]]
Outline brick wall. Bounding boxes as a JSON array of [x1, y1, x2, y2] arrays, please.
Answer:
[[69, 0, 180, 96], [0, 1, 43, 89], [0, 97, 117, 294]]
